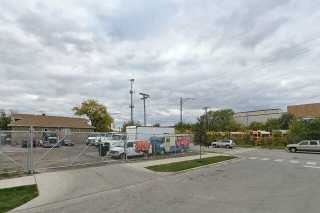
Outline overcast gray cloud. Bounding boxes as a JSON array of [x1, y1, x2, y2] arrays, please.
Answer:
[[0, 0, 320, 126]]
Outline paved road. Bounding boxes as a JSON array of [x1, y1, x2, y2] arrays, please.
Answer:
[[13, 148, 320, 213]]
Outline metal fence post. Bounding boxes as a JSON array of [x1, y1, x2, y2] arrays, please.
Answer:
[[27, 126, 34, 174], [124, 133, 127, 161]]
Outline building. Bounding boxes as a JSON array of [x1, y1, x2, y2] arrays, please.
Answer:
[[8, 114, 94, 144], [234, 108, 282, 126], [287, 103, 320, 119]]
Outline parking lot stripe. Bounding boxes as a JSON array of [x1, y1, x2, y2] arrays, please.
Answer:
[[248, 157, 257, 160], [304, 165, 320, 169], [289, 160, 299, 164], [260, 158, 270, 161], [274, 159, 284, 162], [306, 162, 317, 166]]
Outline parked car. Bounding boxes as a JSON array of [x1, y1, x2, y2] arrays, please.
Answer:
[[0, 133, 11, 145], [211, 139, 235, 149], [40, 132, 60, 148], [287, 140, 320, 153], [60, 138, 74, 146]]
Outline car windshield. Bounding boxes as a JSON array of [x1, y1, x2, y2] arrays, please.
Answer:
[[46, 133, 56, 137]]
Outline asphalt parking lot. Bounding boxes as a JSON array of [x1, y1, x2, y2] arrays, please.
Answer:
[[12, 147, 320, 213]]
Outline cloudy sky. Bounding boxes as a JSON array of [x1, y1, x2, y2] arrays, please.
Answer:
[[0, 0, 320, 126]]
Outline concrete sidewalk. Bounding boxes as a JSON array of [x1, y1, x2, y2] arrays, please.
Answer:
[[1, 153, 222, 190], [0, 175, 36, 189]]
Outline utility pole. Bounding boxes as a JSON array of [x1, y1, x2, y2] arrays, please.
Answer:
[[129, 79, 135, 124], [180, 97, 182, 124], [139, 92, 150, 126], [179, 97, 194, 124]]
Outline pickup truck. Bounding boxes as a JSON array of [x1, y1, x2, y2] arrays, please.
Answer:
[[287, 140, 320, 152], [40, 132, 60, 148]]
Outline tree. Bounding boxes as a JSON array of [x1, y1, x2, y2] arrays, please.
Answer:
[[264, 118, 280, 131], [73, 99, 113, 132], [249, 121, 265, 131], [193, 119, 208, 146], [201, 109, 241, 132], [175, 122, 194, 133], [0, 111, 11, 130], [288, 118, 320, 143], [279, 113, 295, 130]]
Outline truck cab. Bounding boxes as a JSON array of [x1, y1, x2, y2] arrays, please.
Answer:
[[109, 140, 149, 159]]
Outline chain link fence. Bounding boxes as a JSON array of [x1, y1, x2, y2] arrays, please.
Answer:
[[0, 129, 194, 175]]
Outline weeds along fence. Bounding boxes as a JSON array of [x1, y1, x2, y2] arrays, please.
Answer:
[[0, 129, 194, 175]]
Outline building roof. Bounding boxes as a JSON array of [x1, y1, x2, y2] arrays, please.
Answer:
[[287, 103, 320, 118], [9, 114, 94, 129]]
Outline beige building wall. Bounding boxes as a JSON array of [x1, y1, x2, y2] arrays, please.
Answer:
[[234, 109, 283, 126]]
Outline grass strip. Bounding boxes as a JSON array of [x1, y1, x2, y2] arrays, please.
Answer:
[[0, 185, 38, 213], [146, 155, 236, 172]]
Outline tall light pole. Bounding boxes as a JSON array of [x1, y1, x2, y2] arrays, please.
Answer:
[[179, 97, 194, 124], [139, 92, 150, 126], [129, 79, 135, 124]]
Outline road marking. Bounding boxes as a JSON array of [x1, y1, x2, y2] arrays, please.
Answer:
[[304, 165, 320, 169], [248, 157, 257, 160], [260, 158, 270, 161], [289, 160, 299, 164], [274, 159, 284, 162], [306, 162, 317, 166]]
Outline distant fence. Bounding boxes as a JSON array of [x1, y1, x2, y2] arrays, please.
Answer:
[[0, 129, 194, 175]]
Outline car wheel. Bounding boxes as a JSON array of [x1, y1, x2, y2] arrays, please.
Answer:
[[212, 144, 216, 148], [226, 145, 230, 149], [120, 153, 125, 160], [289, 147, 297, 153]]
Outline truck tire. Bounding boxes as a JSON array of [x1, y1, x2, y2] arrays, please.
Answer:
[[289, 147, 297, 153]]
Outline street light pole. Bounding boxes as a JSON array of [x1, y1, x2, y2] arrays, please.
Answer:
[[139, 93, 150, 126], [179, 97, 194, 124]]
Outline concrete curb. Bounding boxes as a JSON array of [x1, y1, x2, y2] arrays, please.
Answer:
[[174, 156, 242, 174], [144, 155, 242, 174], [0, 175, 36, 189]]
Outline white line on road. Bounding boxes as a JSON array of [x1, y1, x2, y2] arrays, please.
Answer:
[[304, 165, 320, 169], [306, 162, 317, 166], [260, 158, 270, 161], [289, 160, 300, 164], [274, 159, 284, 162], [248, 157, 257, 160]]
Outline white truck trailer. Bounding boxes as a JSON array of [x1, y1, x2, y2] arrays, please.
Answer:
[[126, 126, 175, 141]]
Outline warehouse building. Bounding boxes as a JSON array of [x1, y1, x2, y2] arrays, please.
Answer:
[[234, 108, 282, 126]]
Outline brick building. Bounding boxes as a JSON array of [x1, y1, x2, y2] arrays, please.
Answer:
[[287, 103, 320, 119]]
